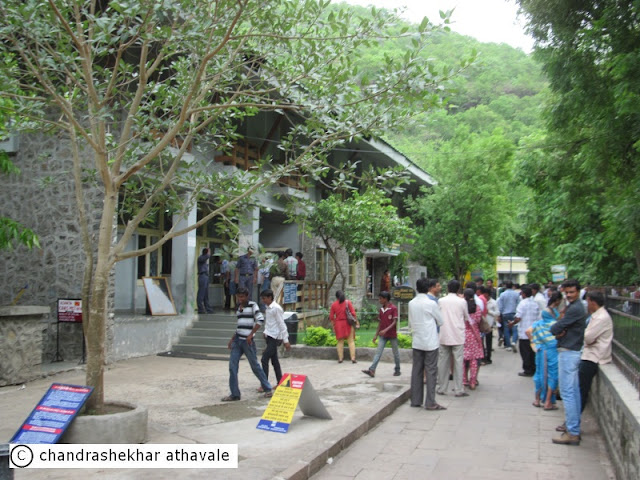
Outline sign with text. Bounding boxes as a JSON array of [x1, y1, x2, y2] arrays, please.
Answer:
[[10, 383, 93, 444], [283, 283, 298, 304], [391, 286, 416, 302], [257, 374, 331, 434], [57, 299, 83, 323]]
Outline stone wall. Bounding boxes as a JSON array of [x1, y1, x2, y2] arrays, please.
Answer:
[[0, 306, 50, 386], [0, 133, 107, 364], [590, 363, 640, 480]]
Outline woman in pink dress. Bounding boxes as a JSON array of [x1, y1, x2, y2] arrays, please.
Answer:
[[463, 288, 484, 389], [329, 290, 359, 363]]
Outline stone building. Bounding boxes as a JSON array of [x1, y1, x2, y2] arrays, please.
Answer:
[[0, 115, 433, 375]]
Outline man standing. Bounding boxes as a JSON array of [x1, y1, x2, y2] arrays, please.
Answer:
[[498, 281, 520, 352], [197, 248, 214, 314], [437, 279, 470, 397], [222, 287, 273, 401], [579, 291, 613, 415], [284, 248, 298, 280], [295, 252, 306, 280], [510, 285, 539, 377], [409, 278, 445, 410], [260, 289, 291, 387], [362, 291, 401, 378], [551, 279, 587, 446], [427, 278, 441, 303], [235, 247, 258, 300], [486, 279, 497, 300], [531, 283, 547, 317]]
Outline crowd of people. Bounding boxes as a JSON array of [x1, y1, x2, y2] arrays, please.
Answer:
[[216, 261, 614, 447], [196, 246, 306, 313]]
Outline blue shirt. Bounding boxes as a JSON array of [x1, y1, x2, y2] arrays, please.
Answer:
[[497, 289, 520, 314]]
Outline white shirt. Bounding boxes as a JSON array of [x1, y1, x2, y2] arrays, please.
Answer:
[[408, 293, 443, 352], [263, 301, 288, 342], [485, 298, 500, 327], [438, 293, 470, 346], [534, 292, 546, 319], [515, 297, 540, 340]]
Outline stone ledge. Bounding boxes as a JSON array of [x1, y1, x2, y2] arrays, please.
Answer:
[[0, 306, 50, 318]]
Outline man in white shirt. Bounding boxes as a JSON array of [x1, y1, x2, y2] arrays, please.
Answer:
[[531, 283, 547, 319], [409, 278, 444, 410], [510, 285, 540, 377], [259, 289, 291, 388], [437, 279, 471, 397]]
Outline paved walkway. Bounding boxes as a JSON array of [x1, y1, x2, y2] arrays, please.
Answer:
[[1, 341, 616, 479], [311, 345, 615, 480]]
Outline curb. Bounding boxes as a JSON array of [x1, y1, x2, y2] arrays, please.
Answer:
[[274, 385, 411, 480]]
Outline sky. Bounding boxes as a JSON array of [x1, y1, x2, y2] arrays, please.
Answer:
[[341, 0, 534, 53]]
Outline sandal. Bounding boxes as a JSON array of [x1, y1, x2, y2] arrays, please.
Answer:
[[532, 402, 541, 408], [426, 404, 447, 411], [544, 405, 559, 411], [263, 391, 273, 398], [256, 387, 265, 393], [221, 395, 241, 402]]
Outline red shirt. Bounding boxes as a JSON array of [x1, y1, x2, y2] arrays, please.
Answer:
[[378, 303, 398, 339], [297, 260, 306, 280]]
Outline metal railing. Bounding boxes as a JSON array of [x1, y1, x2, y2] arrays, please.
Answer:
[[605, 294, 640, 398]]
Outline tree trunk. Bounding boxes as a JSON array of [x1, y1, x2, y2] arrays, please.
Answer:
[[84, 191, 117, 412]]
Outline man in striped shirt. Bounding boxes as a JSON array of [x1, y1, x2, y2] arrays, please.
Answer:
[[222, 287, 273, 401]]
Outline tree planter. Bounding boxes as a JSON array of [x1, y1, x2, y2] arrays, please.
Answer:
[[60, 402, 148, 444]]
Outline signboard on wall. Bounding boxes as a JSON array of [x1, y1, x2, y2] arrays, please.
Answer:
[[283, 283, 298, 304], [391, 286, 416, 302]]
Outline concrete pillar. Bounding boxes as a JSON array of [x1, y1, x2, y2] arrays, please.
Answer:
[[171, 204, 197, 314], [238, 206, 260, 250]]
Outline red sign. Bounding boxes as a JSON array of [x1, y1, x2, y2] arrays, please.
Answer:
[[57, 299, 82, 323]]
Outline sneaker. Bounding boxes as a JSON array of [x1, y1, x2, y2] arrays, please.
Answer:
[[552, 432, 580, 446], [512, 346, 518, 353]]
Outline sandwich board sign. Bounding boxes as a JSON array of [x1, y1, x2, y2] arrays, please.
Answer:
[[257, 374, 331, 433], [10, 383, 93, 444]]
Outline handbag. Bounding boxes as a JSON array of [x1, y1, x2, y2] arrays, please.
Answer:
[[345, 301, 357, 327], [479, 315, 492, 334]]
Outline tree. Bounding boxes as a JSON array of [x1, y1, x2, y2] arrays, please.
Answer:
[[0, 97, 39, 251], [292, 189, 414, 298], [409, 130, 515, 280], [515, 0, 640, 280], [0, 0, 457, 410]]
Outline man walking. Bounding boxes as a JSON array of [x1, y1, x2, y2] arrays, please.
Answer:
[[498, 281, 520, 352], [437, 279, 470, 397], [362, 291, 401, 378], [222, 287, 273, 401], [260, 289, 291, 387], [409, 278, 445, 410], [510, 285, 539, 377], [551, 279, 587, 446], [197, 247, 214, 314]]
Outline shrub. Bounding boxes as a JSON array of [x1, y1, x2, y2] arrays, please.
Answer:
[[397, 334, 412, 349]]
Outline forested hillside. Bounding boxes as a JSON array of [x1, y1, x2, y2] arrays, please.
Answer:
[[338, 2, 638, 284]]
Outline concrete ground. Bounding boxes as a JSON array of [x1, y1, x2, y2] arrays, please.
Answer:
[[1, 343, 615, 479]]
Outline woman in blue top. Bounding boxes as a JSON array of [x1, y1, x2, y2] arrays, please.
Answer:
[[528, 292, 562, 410]]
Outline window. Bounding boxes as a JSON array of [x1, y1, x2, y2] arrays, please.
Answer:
[[315, 248, 327, 281], [348, 255, 357, 286]]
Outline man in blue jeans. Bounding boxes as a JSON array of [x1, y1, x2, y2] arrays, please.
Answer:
[[551, 279, 587, 445], [222, 287, 273, 401], [497, 281, 520, 352], [362, 291, 400, 378]]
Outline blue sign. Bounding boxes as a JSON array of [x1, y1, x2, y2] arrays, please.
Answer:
[[283, 283, 297, 304], [10, 383, 93, 444]]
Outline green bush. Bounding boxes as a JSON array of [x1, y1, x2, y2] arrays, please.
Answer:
[[303, 326, 338, 347], [397, 334, 412, 349]]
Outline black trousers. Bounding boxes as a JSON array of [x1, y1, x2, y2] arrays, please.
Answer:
[[519, 339, 536, 375], [579, 359, 599, 413], [484, 331, 493, 362], [261, 336, 283, 385]]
